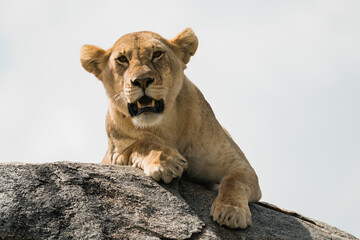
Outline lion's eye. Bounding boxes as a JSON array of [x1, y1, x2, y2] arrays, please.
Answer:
[[116, 56, 128, 63], [152, 51, 163, 60]]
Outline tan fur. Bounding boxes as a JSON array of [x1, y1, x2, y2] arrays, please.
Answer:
[[80, 28, 261, 229]]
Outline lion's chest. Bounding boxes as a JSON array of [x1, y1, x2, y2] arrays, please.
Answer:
[[181, 144, 226, 184]]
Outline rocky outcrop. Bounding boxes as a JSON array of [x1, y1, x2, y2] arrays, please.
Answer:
[[0, 162, 357, 240]]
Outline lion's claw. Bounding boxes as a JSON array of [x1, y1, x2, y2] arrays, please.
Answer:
[[143, 154, 187, 183], [211, 200, 252, 229]]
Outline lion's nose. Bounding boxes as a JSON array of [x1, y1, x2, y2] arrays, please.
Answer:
[[132, 77, 154, 90]]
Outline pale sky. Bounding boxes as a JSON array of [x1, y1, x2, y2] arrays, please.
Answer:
[[0, 0, 359, 237]]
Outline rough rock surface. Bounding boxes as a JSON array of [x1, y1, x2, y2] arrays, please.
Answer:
[[0, 162, 357, 240]]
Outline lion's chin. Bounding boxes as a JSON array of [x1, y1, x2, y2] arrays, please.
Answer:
[[131, 113, 163, 128]]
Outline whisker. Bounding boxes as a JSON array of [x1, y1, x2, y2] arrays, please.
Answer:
[[124, 89, 143, 94], [112, 92, 123, 100], [148, 87, 167, 92], [150, 86, 167, 90]]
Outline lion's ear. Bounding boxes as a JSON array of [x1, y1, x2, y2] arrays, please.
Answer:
[[80, 45, 110, 80], [170, 28, 198, 64]]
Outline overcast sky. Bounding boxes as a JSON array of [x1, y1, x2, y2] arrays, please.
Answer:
[[0, 0, 359, 237]]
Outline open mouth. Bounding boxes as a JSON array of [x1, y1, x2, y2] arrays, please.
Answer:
[[127, 95, 164, 117]]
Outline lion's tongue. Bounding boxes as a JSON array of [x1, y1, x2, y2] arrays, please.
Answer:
[[137, 95, 155, 108]]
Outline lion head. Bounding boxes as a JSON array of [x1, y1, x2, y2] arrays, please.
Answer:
[[80, 28, 198, 128]]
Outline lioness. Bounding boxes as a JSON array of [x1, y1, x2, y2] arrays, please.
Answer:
[[80, 28, 261, 229]]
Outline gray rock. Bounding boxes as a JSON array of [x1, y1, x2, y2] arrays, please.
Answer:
[[0, 162, 357, 240]]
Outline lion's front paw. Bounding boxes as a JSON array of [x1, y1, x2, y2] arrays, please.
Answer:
[[111, 148, 128, 165], [134, 150, 188, 184], [211, 199, 252, 229]]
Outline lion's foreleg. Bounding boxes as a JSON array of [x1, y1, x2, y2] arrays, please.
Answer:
[[211, 165, 261, 229], [111, 139, 188, 183]]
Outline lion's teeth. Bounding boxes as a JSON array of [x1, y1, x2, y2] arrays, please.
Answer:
[[151, 99, 155, 107], [137, 101, 142, 109]]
